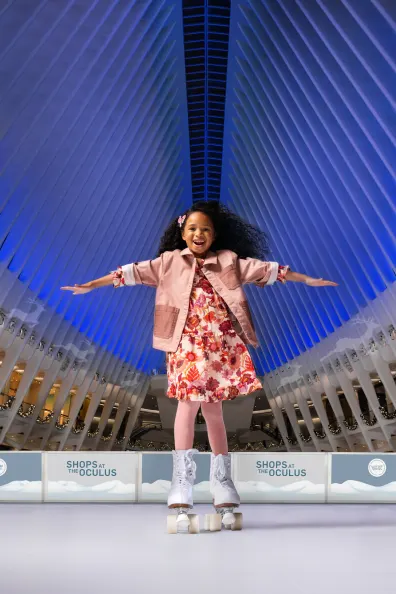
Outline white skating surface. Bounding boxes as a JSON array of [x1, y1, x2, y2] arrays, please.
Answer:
[[1, 503, 396, 593]]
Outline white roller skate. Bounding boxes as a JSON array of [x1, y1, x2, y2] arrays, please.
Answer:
[[204, 453, 243, 532], [167, 449, 200, 534]]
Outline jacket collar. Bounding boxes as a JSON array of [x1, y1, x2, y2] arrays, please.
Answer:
[[180, 247, 218, 265]]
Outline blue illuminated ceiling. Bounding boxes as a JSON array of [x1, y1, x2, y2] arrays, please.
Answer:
[[221, 1, 396, 374], [0, 0, 394, 378], [0, 1, 191, 375]]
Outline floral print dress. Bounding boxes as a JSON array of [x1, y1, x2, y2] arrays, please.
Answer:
[[167, 259, 263, 403]]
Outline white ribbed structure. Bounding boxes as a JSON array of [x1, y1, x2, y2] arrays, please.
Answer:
[[219, 0, 396, 452], [264, 282, 396, 452], [0, 1, 394, 453]]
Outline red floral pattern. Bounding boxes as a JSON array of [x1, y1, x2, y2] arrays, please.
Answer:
[[167, 260, 263, 403], [277, 264, 290, 283], [111, 266, 125, 288]]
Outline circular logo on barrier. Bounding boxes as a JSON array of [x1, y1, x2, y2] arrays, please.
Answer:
[[0, 458, 7, 477], [368, 458, 386, 478]]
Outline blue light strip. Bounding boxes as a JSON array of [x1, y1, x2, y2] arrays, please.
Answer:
[[182, 0, 230, 202]]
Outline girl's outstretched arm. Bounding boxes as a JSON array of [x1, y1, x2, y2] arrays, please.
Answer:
[[285, 269, 338, 287], [61, 254, 165, 295], [61, 274, 113, 295], [237, 258, 338, 288]]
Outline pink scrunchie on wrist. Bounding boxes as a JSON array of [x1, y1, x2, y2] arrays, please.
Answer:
[[111, 266, 125, 288], [277, 264, 290, 284]]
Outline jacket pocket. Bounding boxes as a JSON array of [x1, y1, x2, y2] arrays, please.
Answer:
[[219, 265, 240, 290], [153, 305, 179, 339]]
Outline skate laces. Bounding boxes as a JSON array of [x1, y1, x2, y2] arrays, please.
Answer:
[[216, 456, 232, 485], [175, 453, 197, 485]]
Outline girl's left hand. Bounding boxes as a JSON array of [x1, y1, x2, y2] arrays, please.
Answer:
[[305, 277, 338, 287]]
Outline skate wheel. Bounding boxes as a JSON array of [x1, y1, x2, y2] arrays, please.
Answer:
[[231, 512, 243, 531], [204, 513, 222, 532], [167, 515, 179, 534], [188, 514, 200, 534]]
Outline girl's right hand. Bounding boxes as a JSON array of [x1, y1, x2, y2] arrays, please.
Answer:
[[60, 283, 93, 295]]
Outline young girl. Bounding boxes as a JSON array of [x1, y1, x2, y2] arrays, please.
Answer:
[[61, 201, 337, 529]]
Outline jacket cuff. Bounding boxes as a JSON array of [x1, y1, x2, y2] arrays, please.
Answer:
[[122, 263, 136, 285], [266, 262, 280, 285]]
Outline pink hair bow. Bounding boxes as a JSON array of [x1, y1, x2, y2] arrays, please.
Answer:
[[178, 214, 186, 227]]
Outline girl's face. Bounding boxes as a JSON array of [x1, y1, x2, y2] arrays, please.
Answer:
[[182, 211, 215, 258]]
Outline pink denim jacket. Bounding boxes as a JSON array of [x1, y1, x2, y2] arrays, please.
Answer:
[[111, 248, 289, 352]]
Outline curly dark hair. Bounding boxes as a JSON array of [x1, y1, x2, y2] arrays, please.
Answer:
[[157, 201, 270, 259]]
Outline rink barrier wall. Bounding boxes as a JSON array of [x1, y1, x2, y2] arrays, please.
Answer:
[[0, 452, 395, 504]]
